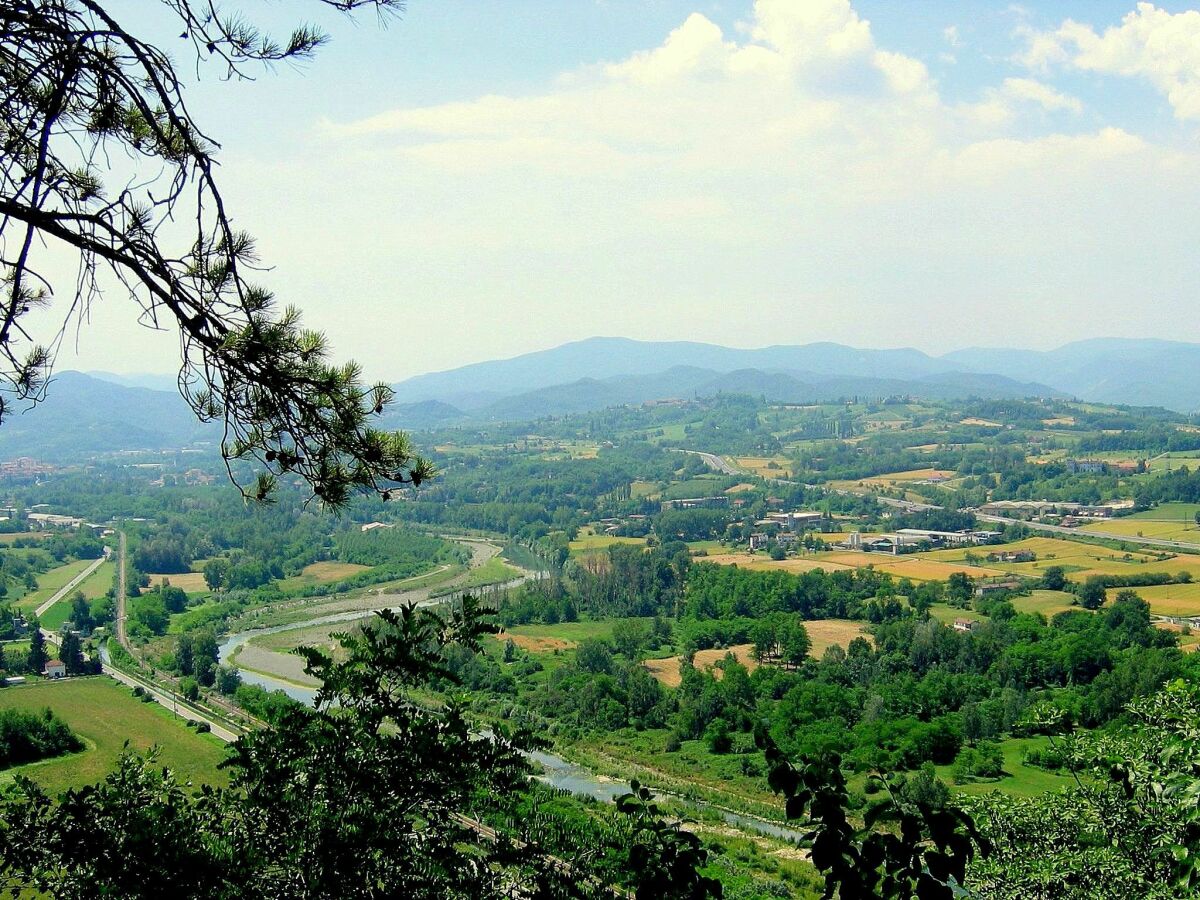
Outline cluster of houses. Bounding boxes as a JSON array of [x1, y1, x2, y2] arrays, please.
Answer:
[[976, 500, 1132, 522], [839, 528, 1004, 555], [660, 496, 730, 512], [747, 510, 827, 550]]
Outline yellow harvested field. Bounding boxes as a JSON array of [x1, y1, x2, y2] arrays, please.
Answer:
[[505, 634, 576, 653], [148, 572, 209, 592], [1042, 417, 1076, 426], [865, 468, 956, 483], [960, 418, 1002, 427], [734, 457, 793, 477], [1116, 583, 1200, 617], [724, 483, 757, 494], [704, 553, 854, 574], [644, 656, 686, 688], [302, 561, 372, 582], [569, 530, 649, 553], [704, 551, 1003, 582], [816, 553, 1005, 581], [646, 621, 870, 687], [920, 537, 1195, 579], [806, 619, 871, 654]]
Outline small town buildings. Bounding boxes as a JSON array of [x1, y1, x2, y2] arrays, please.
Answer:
[[748, 532, 770, 551], [976, 580, 1022, 597], [43, 660, 66, 679], [27, 512, 83, 529], [660, 496, 730, 512], [953, 618, 979, 633]]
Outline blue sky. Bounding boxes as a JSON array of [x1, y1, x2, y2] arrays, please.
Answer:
[[62, 2, 1200, 380]]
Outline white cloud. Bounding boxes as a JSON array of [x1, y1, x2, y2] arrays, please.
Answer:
[[280, 1, 1200, 372], [1001, 77, 1083, 113], [1017, 3, 1200, 120], [943, 25, 961, 48]]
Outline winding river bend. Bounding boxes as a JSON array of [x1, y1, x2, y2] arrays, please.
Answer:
[[217, 546, 805, 845]]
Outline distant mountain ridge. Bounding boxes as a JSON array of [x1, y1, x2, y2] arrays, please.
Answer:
[[388, 336, 1200, 418], [0, 371, 216, 460], [13, 335, 1200, 458]]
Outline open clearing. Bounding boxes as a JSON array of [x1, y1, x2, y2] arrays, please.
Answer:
[[1080, 518, 1200, 543], [149, 572, 210, 592], [1115, 582, 1200, 617], [922, 537, 1196, 580], [703, 551, 1004, 582], [569, 528, 648, 555], [15, 558, 97, 612], [0, 677, 228, 794], [646, 620, 868, 687], [1011, 590, 1080, 617]]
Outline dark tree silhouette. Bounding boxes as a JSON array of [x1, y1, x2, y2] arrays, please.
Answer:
[[0, 1, 428, 506]]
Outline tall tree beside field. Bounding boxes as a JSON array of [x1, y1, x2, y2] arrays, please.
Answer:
[[0, 0, 429, 507], [25, 624, 47, 674]]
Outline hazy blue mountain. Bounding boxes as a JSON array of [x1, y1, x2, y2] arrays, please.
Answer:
[[941, 338, 1200, 412], [0, 372, 214, 459], [380, 400, 468, 430], [85, 370, 180, 392], [395, 337, 957, 402], [467, 365, 1059, 421]]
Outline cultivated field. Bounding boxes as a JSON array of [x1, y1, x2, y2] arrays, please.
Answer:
[[15, 558, 97, 612], [569, 528, 649, 554], [922, 537, 1196, 580], [732, 457, 793, 478], [1115, 582, 1200, 617], [149, 572, 210, 592], [704, 550, 1005, 582], [1080, 518, 1200, 543], [645, 620, 868, 688], [0, 677, 229, 794]]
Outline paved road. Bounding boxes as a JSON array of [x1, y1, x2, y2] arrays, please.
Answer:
[[34, 550, 109, 619], [676, 449, 742, 476], [975, 513, 1200, 552], [101, 653, 241, 743], [115, 531, 128, 648]]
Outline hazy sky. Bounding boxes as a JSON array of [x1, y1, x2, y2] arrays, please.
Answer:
[[49, 1, 1200, 380]]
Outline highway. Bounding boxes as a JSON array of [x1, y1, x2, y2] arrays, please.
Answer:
[[676, 448, 742, 476], [975, 513, 1200, 553]]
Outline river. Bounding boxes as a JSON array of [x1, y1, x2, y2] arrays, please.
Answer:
[[217, 572, 805, 845]]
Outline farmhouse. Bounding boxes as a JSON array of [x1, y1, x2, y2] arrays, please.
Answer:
[[43, 659, 66, 679], [764, 510, 825, 531], [975, 580, 1022, 597], [360, 522, 394, 532], [27, 512, 83, 529], [953, 618, 979, 633], [660, 496, 730, 512]]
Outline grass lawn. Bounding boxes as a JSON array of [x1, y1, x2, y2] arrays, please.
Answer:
[[0, 677, 229, 794], [14, 558, 97, 613], [936, 736, 1076, 798], [569, 528, 648, 554], [276, 561, 372, 592], [1081, 518, 1200, 543], [1010, 590, 1081, 618], [460, 556, 519, 588], [1127, 503, 1200, 521], [39, 561, 116, 631]]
